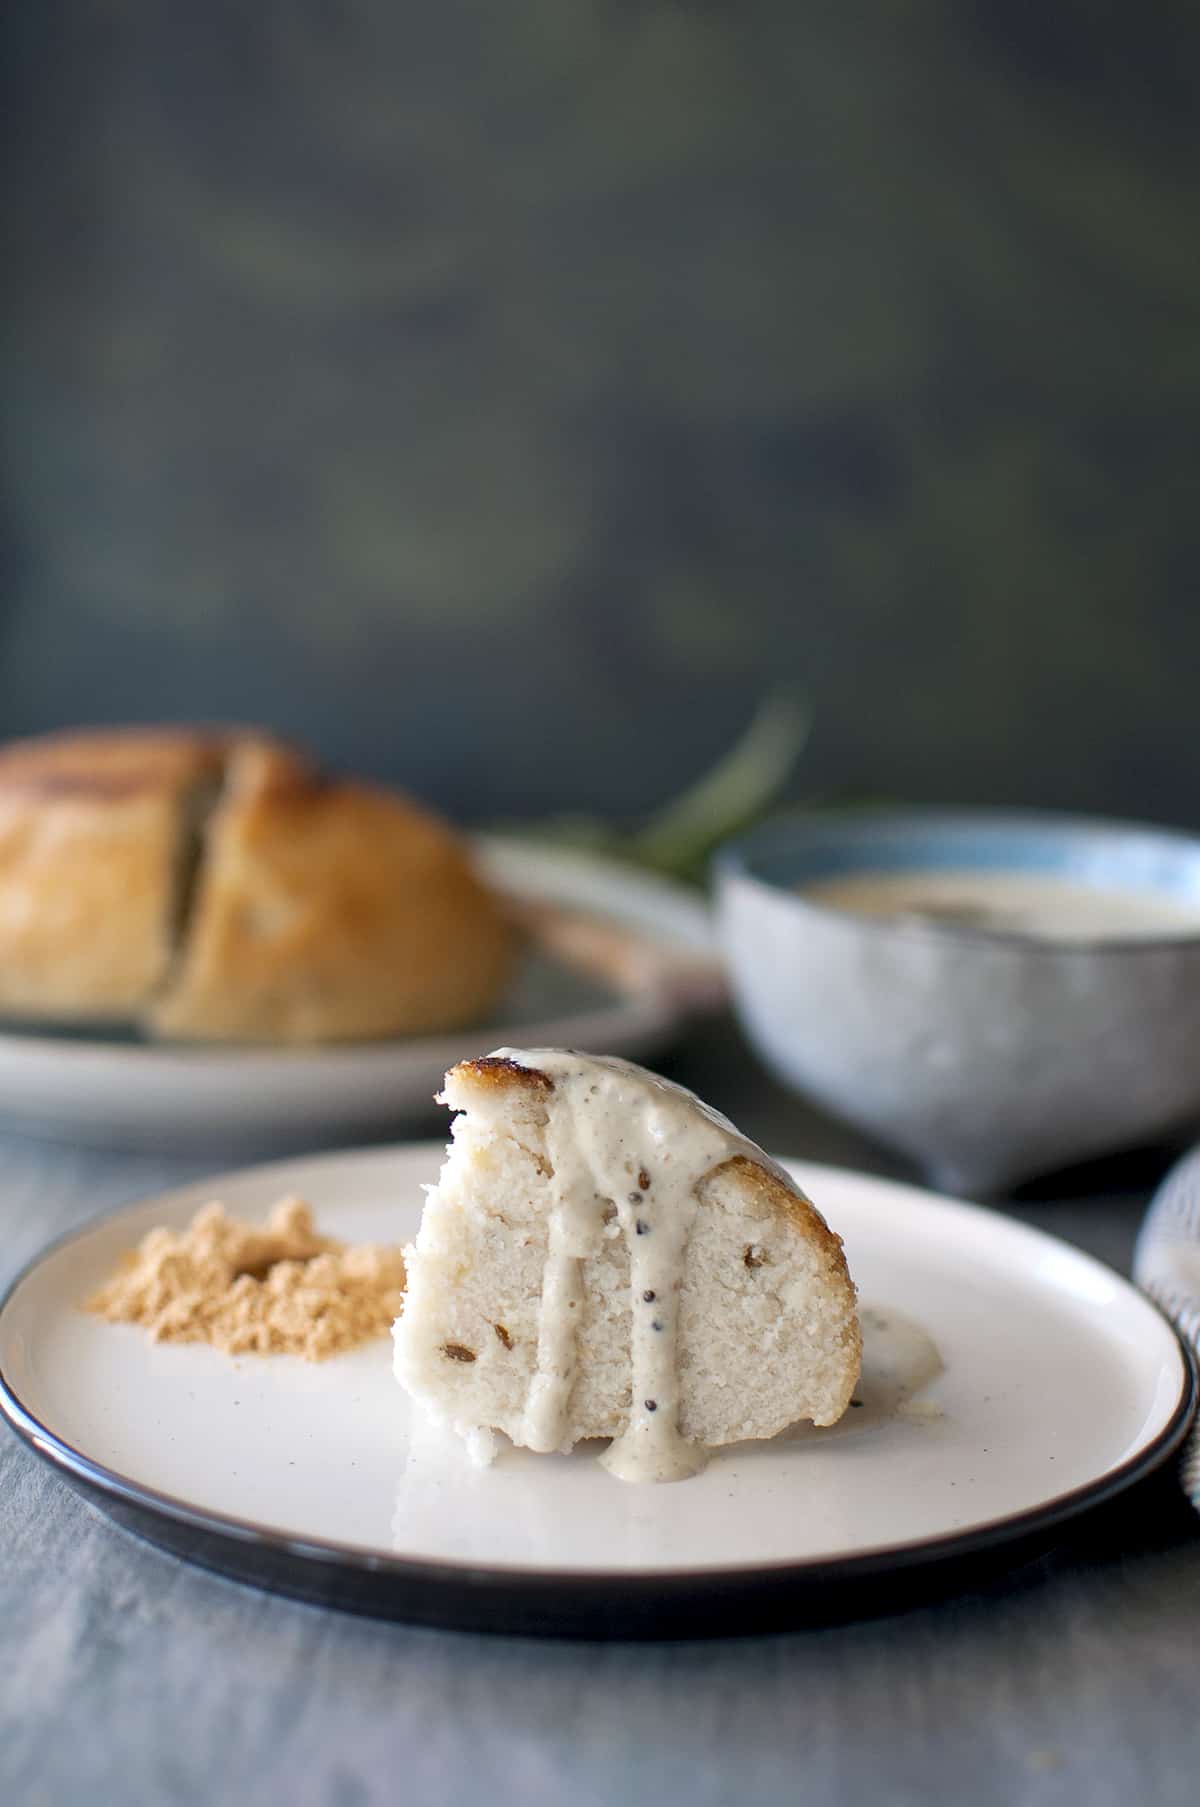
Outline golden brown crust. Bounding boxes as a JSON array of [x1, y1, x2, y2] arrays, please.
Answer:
[[0, 727, 231, 799], [714, 1153, 843, 1246], [149, 745, 514, 1043], [712, 1154, 859, 1302], [705, 1155, 861, 1417], [448, 1056, 555, 1094]]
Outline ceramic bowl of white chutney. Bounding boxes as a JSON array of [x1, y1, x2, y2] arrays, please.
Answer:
[[713, 808, 1200, 1195]]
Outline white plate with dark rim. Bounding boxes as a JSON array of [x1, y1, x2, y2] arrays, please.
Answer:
[[0, 838, 720, 1154], [0, 1144, 1192, 1638]]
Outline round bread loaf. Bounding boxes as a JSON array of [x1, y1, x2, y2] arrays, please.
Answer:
[[0, 727, 514, 1043]]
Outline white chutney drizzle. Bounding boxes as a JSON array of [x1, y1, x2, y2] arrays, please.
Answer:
[[494, 1048, 791, 1483]]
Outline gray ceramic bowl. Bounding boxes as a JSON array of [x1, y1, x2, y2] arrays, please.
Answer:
[[714, 808, 1200, 1195]]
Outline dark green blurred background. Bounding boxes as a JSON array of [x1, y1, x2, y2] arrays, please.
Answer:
[[3, 3, 1197, 825]]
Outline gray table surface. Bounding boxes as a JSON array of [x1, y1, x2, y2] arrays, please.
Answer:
[[3, 1017, 1199, 1807]]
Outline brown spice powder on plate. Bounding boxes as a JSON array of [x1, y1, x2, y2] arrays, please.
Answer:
[[86, 1196, 406, 1360]]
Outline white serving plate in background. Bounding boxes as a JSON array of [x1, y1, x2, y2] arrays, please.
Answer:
[[0, 838, 718, 1153]]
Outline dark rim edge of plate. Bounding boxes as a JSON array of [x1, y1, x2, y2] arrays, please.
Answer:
[[1, 1222, 1195, 1606], [2, 1345, 1193, 1613]]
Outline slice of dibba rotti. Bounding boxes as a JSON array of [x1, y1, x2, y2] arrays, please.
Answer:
[[392, 1049, 861, 1483]]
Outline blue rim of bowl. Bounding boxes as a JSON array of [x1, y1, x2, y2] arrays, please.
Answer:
[[713, 805, 1200, 956]]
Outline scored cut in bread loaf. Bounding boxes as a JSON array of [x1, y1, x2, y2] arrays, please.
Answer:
[[393, 1050, 861, 1481], [149, 738, 514, 1043], [0, 727, 514, 1043]]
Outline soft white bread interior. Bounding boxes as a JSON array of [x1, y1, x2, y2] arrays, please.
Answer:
[[394, 1054, 861, 1461]]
